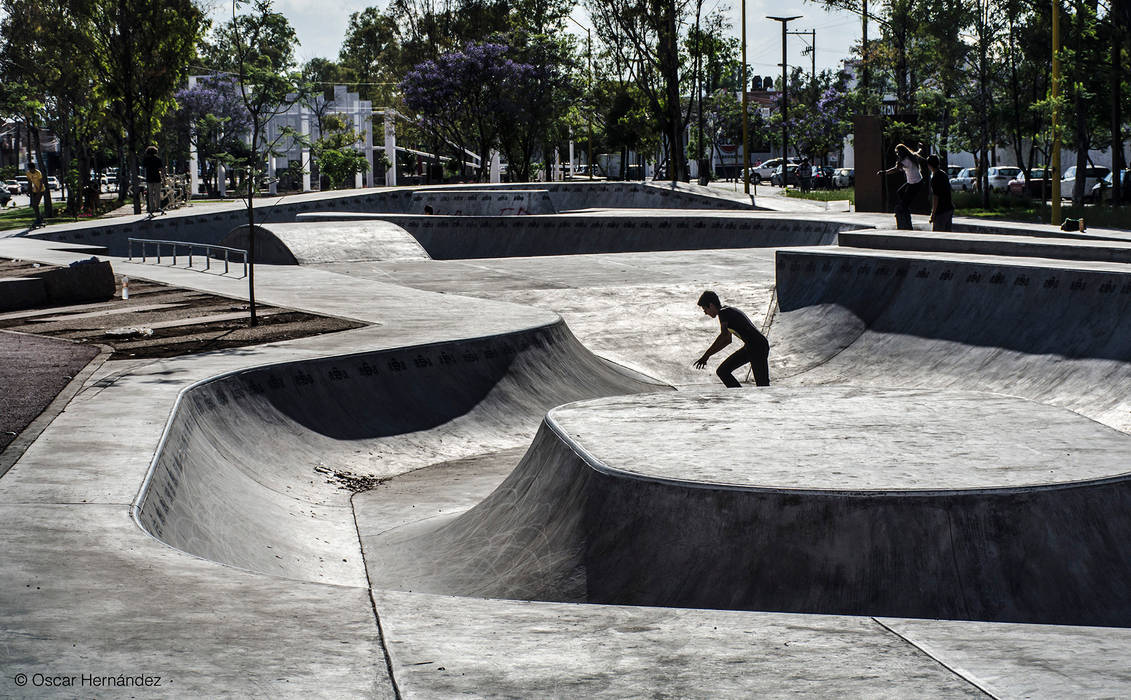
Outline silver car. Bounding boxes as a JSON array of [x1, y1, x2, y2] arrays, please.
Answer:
[[949, 167, 980, 191], [986, 166, 1022, 192], [1061, 166, 1111, 200]]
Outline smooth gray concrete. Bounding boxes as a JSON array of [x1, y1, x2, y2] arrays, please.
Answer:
[[841, 228, 1131, 263], [4, 183, 1131, 697], [408, 188, 557, 215], [224, 221, 430, 264]]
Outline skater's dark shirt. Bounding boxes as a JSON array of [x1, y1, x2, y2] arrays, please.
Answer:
[[143, 154, 163, 183], [718, 306, 767, 347], [930, 170, 953, 211]]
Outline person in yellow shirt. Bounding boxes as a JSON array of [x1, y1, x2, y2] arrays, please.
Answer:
[[26, 161, 45, 227]]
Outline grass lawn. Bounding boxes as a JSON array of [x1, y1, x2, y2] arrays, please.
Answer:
[[783, 188, 855, 203], [0, 199, 123, 232]]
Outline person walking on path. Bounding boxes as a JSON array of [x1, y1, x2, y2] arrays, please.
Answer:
[[26, 161, 45, 227], [926, 154, 954, 232], [142, 145, 165, 215], [798, 158, 813, 192], [693, 290, 770, 388], [877, 143, 927, 229]]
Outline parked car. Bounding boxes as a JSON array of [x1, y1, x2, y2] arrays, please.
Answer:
[[748, 157, 798, 183], [986, 166, 1022, 192], [950, 167, 980, 191], [1007, 168, 1052, 198], [45, 176, 61, 191], [0, 188, 9, 207], [770, 164, 800, 187], [15, 175, 29, 193], [1091, 169, 1131, 204], [947, 165, 962, 179], [1061, 165, 1111, 200], [812, 166, 835, 189], [832, 168, 855, 188], [3, 179, 19, 195]]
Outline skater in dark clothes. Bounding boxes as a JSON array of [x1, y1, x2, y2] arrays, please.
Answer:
[[693, 290, 770, 387]]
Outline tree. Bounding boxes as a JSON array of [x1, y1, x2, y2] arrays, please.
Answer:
[[209, 0, 306, 326], [174, 75, 252, 197], [86, 0, 208, 214], [313, 114, 370, 189], [400, 42, 517, 181], [586, 0, 696, 182], [338, 9, 401, 103]]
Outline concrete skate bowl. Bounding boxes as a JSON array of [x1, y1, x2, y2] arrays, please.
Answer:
[[223, 221, 430, 264], [361, 388, 1131, 627], [770, 249, 1131, 431], [293, 212, 864, 260], [133, 319, 663, 584], [28, 181, 750, 256]]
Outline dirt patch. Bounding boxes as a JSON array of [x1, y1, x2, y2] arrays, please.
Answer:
[[0, 258, 367, 360]]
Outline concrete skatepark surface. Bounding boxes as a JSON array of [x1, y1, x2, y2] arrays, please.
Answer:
[[3, 182, 1131, 697]]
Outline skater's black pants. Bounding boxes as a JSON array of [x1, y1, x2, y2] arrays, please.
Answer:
[[717, 342, 770, 388], [30, 191, 43, 222]]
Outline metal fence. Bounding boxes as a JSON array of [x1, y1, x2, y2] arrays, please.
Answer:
[[127, 238, 248, 278]]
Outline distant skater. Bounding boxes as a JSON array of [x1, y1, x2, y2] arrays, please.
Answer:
[[142, 145, 165, 215], [877, 143, 927, 230], [693, 290, 770, 387]]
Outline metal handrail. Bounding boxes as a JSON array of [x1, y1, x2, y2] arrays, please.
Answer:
[[127, 238, 248, 278]]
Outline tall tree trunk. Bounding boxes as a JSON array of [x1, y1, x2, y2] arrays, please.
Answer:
[[659, 0, 686, 182]]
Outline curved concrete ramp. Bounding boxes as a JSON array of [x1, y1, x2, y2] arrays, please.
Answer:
[[134, 320, 664, 583], [364, 388, 1131, 627], [223, 221, 430, 264], [773, 250, 1131, 432], [409, 189, 557, 215], [296, 212, 858, 259]]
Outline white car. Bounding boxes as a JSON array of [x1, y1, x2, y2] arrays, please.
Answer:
[[3, 179, 19, 195], [1061, 166, 1111, 200], [832, 168, 854, 188], [950, 167, 980, 191], [986, 166, 1022, 192], [748, 157, 798, 184]]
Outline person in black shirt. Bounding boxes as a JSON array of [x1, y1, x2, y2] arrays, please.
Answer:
[[926, 154, 953, 232], [142, 145, 165, 214], [693, 290, 770, 387]]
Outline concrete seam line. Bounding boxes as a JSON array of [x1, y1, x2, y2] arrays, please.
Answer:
[[0, 341, 113, 480], [871, 618, 998, 699], [351, 490, 404, 700]]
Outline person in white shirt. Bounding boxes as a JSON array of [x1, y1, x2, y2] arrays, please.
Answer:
[[877, 143, 928, 229]]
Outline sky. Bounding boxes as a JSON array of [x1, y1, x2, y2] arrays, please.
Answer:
[[213, 0, 866, 80]]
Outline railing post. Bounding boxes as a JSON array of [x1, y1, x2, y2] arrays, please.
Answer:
[[156, 242, 161, 265], [224, 249, 230, 275], [188, 246, 193, 269]]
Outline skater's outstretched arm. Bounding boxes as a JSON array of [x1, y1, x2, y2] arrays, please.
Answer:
[[694, 331, 732, 369]]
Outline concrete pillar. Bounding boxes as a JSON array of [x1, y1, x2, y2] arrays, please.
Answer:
[[301, 112, 311, 192], [363, 101, 374, 187], [569, 133, 575, 178], [384, 111, 397, 187], [268, 155, 277, 195], [188, 76, 200, 197], [217, 163, 226, 197], [490, 150, 501, 183]]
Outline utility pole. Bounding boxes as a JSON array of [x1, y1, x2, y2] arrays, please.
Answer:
[[861, 0, 869, 102], [769, 16, 802, 165], [788, 29, 816, 84], [1051, 0, 1061, 224], [741, 0, 750, 193]]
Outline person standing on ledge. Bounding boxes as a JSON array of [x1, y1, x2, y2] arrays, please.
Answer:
[[926, 154, 954, 232], [142, 145, 165, 215], [693, 290, 770, 387], [877, 143, 927, 230]]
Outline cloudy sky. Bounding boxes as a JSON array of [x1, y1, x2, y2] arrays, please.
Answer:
[[215, 0, 865, 78]]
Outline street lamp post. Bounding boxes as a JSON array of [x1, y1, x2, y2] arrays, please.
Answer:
[[1051, 0, 1061, 223], [741, 0, 749, 193], [769, 16, 802, 169]]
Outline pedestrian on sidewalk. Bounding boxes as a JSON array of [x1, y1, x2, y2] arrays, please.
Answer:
[[693, 290, 770, 388], [142, 145, 165, 215], [26, 161, 45, 227]]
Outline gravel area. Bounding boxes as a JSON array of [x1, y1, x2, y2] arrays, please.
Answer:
[[0, 331, 98, 451]]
